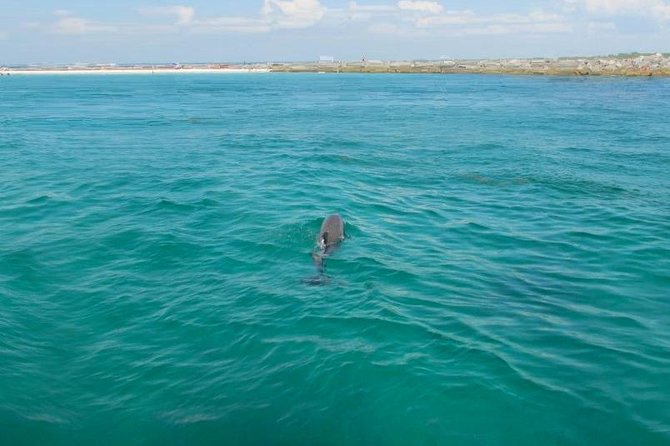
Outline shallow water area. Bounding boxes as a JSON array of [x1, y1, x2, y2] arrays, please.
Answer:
[[1, 73, 669, 445]]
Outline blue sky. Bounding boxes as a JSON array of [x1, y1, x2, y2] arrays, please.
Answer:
[[1, 0, 669, 64]]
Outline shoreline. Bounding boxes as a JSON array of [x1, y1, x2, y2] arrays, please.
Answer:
[[1, 68, 270, 75], [2, 54, 670, 77], [4, 69, 668, 77]]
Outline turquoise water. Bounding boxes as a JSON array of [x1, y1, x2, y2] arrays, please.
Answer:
[[1, 73, 669, 445]]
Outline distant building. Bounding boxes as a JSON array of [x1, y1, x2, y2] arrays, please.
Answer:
[[319, 56, 335, 64]]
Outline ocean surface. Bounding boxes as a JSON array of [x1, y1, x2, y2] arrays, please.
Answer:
[[1, 73, 669, 445]]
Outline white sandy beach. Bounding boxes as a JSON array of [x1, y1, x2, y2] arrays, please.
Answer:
[[2, 68, 271, 75]]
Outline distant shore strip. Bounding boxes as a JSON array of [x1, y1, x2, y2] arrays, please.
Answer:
[[3, 54, 670, 77], [1, 68, 271, 75]]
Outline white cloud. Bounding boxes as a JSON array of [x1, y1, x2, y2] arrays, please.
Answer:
[[527, 11, 565, 22], [397, 1, 443, 14], [652, 2, 670, 19], [195, 16, 271, 33], [415, 11, 476, 26], [349, 2, 396, 12], [261, 0, 326, 28], [587, 20, 617, 33], [137, 1, 330, 33], [368, 22, 400, 33], [344, 1, 569, 35], [415, 9, 568, 32], [343, 2, 397, 21], [575, 0, 670, 20], [31, 2, 575, 39], [561, 0, 580, 13], [139, 6, 195, 25], [52, 16, 117, 35], [583, 0, 652, 14], [23, 10, 119, 35], [462, 23, 573, 35], [19, 1, 598, 41]]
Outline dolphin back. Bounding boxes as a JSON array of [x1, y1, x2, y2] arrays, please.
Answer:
[[318, 214, 344, 247], [304, 214, 345, 285]]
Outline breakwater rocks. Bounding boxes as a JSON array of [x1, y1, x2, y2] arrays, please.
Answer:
[[270, 53, 670, 76]]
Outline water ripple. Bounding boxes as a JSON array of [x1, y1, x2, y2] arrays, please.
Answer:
[[1, 73, 669, 444]]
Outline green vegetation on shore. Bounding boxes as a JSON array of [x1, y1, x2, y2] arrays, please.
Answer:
[[271, 53, 670, 76]]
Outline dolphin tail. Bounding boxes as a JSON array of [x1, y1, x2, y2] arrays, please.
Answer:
[[302, 274, 330, 286], [303, 253, 328, 285], [312, 252, 325, 274]]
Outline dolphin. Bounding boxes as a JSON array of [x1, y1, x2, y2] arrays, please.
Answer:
[[304, 214, 345, 285]]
